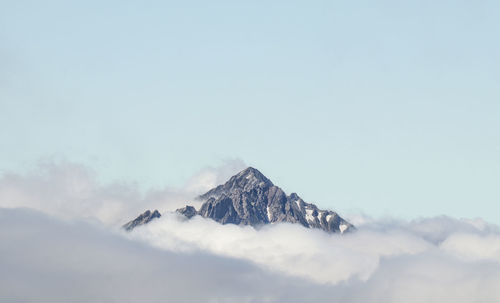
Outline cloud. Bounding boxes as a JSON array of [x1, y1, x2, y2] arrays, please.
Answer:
[[129, 212, 500, 287], [0, 208, 332, 303], [182, 158, 246, 194], [0, 159, 245, 225], [441, 233, 500, 262], [130, 213, 432, 284], [1, 161, 500, 302], [2, 207, 500, 303]]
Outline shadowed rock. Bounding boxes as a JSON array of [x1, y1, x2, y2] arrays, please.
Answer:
[[123, 209, 161, 231], [176, 205, 197, 219]]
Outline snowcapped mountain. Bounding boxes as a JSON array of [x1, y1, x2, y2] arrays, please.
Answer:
[[125, 167, 354, 233]]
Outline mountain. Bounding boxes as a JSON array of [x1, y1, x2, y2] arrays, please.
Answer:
[[180, 167, 354, 233], [123, 209, 161, 231], [124, 167, 354, 233]]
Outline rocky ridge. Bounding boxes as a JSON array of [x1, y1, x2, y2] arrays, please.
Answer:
[[124, 167, 354, 233], [123, 209, 161, 231]]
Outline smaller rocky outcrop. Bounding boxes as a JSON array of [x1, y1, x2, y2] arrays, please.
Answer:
[[176, 205, 197, 219], [122, 209, 161, 231]]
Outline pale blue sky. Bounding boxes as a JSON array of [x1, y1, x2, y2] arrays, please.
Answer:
[[1, 1, 499, 222]]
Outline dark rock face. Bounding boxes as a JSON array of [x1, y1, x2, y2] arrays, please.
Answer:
[[183, 167, 355, 233], [176, 205, 197, 219], [122, 209, 161, 231]]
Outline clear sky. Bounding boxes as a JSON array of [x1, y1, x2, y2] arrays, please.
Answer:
[[1, 1, 499, 223]]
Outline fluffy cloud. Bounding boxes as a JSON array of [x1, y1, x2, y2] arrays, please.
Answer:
[[1, 161, 500, 302], [130, 213, 433, 284], [0, 159, 245, 225], [2, 207, 500, 303], [129, 212, 500, 290], [0, 208, 329, 303]]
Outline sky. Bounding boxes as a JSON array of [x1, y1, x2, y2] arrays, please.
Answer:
[[1, 1, 500, 297], [1, 0, 499, 223]]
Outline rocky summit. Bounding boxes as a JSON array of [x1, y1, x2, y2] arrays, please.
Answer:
[[124, 167, 354, 233], [179, 167, 354, 233], [123, 209, 161, 231]]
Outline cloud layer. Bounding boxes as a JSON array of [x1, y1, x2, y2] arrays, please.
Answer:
[[0, 159, 245, 224], [0, 208, 328, 303], [1, 161, 500, 302], [130, 212, 500, 288]]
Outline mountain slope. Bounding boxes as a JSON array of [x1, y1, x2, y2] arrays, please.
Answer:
[[123, 209, 161, 231], [179, 167, 354, 233]]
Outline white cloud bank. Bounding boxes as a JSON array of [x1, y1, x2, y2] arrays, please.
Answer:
[[130, 213, 500, 290], [1, 160, 500, 302], [0, 159, 245, 224], [0, 208, 321, 303]]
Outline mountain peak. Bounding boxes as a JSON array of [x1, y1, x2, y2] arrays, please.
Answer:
[[125, 167, 354, 234], [199, 167, 273, 201], [232, 167, 273, 185], [193, 167, 354, 233]]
